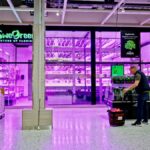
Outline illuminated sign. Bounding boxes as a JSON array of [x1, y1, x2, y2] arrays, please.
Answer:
[[121, 31, 140, 58], [0, 25, 33, 43], [111, 65, 124, 77]]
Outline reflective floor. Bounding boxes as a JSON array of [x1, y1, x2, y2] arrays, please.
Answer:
[[0, 108, 150, 150]]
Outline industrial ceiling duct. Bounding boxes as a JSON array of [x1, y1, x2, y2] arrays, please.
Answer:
[[105, 0, 115, 4], [22, 0, 34, 7], [0, 0, 22, 6]]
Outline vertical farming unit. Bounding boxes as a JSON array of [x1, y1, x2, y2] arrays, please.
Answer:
[[0, 43, 32, 107], [0, 49, 16, 106], [95, 32, 140, 104], [45, 31, 91, 105]]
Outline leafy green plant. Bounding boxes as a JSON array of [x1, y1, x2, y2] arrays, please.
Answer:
[[125, 40, 136, 50]]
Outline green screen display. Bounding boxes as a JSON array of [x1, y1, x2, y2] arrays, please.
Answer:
[[111, 65, 124, 77]]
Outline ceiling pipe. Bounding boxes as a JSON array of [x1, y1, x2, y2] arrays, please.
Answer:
[[101, 0, 126, 25], [140, 18, 150, 26], [61, 0, 68, 24], [6, 0, 22, 23]]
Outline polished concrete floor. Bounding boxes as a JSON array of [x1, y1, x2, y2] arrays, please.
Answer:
[[0, 108, 150, 150]]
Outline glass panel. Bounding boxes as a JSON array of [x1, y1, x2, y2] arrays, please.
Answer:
[[0, 43, 32, 107], [0, 64, 32, 107], [45, 64, 91, 106], [16, 45, 32, 62], [45, 64, 73, 105], [45, 31, 91, 62], [96, 32, 140, 63], [0, 43, 32, 62], [74, 64, 91, 104], [141, 64, 150, 76], [141, 32, 150, 62], [0, 43, 15, 62], [96, 64, 111, 104], [45, 31, 91, 106]]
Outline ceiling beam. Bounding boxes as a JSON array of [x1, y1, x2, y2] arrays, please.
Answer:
[[0, 7, 34, 11], [61, 0, 68, 24], [140, 18, 150, 26], [1, 7, 150, 15], [1, 21, 150, 28], [6, 0, 22, 23], [101, 0, 126, 25], [66, 9, 150, 15]]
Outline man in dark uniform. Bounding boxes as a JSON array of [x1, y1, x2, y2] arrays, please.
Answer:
[[123, 65, 150, 126]]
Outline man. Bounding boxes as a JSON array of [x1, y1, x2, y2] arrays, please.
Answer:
[[123, 65, 150, 126]]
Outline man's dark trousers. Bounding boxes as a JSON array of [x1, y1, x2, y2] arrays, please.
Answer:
[[137, 93, 149, 123]]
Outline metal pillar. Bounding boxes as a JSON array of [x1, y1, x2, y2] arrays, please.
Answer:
[[72, 38, 76, 103], [22, 0, 52, 130], [91, 30, 96, 105], [99, 38, 103, 104]]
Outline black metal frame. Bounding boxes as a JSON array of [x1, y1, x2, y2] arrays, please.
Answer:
[[46, 26, 150, 105]]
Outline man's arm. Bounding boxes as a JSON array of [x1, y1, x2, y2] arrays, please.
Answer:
[[123, 73, 141, 94], [125, 80, 140, 91]]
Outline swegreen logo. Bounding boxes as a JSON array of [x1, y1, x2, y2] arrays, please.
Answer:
[[0, 30, 33, 40], [125, 40, 136, 50]]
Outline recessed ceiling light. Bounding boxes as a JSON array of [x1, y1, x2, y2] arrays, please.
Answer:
[[56, 12, 60, 16], [120, 8, 125, 13]]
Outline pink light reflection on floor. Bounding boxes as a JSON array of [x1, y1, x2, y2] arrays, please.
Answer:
[[47, 107, 110, 150], [1, 108, 149, 150], [0, 107, 110, 150]]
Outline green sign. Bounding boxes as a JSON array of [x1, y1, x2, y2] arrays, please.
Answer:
[[121, 31, 140, 58], [111, 65, 124, 77], [0, 26, 33, 43]]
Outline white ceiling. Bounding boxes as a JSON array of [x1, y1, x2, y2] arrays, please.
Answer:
[[0, 0, 150, 27]]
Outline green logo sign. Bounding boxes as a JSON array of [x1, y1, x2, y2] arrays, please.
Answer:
[[0, 30, 33, 43], [125, 40, 136, 50]]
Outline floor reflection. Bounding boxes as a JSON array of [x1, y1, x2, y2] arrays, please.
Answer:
[[0, 108, 150, 150]]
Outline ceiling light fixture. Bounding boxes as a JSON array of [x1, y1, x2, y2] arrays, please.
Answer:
[[120, 7, 125, 13], [56, 12, 60, 16]]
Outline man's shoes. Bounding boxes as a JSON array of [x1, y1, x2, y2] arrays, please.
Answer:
[[142, 120, 149, 125], [132, 121, 142, 126]]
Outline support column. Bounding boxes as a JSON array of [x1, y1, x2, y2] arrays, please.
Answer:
[[91, 30, 96, 105], [72, 38, 76, 103], [22, 0, 52, 130], [99, 38, 103, 104]]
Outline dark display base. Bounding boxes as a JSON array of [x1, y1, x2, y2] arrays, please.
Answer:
[[106, 100, 150, 119], [0, 114, 5, 119], [5, 99, 16, 106]]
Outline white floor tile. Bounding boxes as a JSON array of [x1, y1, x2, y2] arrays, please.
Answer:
[[0, 108, 150, 150]]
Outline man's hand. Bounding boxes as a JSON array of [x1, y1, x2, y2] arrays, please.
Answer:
[[123, 88, 129, 94], [123, 80, 139, 95]]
